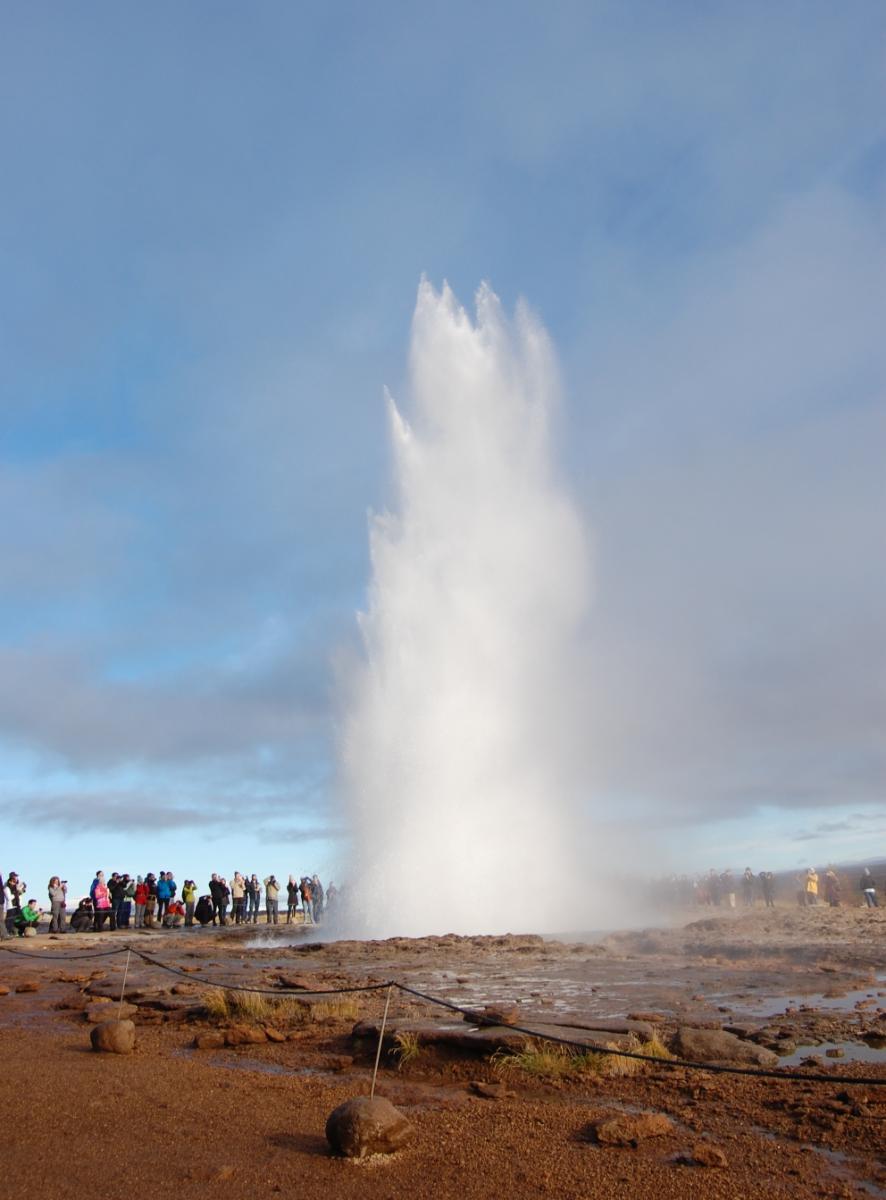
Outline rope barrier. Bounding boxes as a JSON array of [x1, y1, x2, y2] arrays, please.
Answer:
[[2, 942, 884, 1086]]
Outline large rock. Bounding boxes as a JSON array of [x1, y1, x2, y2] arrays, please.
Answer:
[[588, 1111, 674, 1146], [672, 1027, 779, 1067], [90, 1019, 136, 1054], [325, 1096, 414, 1158]]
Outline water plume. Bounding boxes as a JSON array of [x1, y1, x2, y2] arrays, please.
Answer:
[[341, 280, 592, 936]]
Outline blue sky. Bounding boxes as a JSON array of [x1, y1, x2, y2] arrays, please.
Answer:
[[2, 2, 884, 901]]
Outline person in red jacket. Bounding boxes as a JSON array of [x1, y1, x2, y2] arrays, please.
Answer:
[[133, 876, 150, 929]]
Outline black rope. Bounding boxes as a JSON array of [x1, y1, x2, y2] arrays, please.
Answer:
[[2, 943, 884, 1086], [0, 944, 129, 961]]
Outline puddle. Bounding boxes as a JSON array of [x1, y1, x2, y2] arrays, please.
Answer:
[[776, 1040, 886, 1067]]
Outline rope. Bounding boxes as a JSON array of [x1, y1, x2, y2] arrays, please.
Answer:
[[1, 943, 884, 1086], [0, 944, 130, 960]]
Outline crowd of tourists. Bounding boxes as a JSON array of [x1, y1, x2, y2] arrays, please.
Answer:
[[656, 865, 881, 910], [0, 867, 338, 938]]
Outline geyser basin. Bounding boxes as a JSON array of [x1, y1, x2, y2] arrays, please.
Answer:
[[341, 281, 592, 938]]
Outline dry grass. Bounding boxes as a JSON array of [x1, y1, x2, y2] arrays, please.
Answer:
[[492, 1034, 674, 1081], [202, 988, 358, 1028], [392, 1030, 422, 1069]]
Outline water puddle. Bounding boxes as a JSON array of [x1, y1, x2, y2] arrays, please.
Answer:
[[777, 1040, 886, 1067]]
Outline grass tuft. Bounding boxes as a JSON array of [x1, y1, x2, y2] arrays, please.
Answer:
[[392, 1030, 422, 1070], [202, 989, 332, 1028], [492, 1034, 674, 1081]]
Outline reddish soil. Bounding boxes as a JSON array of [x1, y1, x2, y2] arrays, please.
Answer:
[[1, 906, 884, 1199]]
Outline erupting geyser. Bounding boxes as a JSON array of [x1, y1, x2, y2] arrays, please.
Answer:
[[342, 281, 592, 937]]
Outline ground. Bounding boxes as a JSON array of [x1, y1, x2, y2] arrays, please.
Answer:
[[1, 905, 883, 1199]]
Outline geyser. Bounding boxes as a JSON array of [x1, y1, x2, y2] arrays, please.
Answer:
[[342, 280, 592, 937]]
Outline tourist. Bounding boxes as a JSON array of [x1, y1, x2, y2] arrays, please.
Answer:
[[109, 873, 129, 928], [0, 872, 10, 940], [804, 868, 819, 907], [209, 873, 227, 925], [194, 894, 213, 926], [134, 876, 149, 928], [741, 868, 755, 907], [217, 876, 230, 925], [824, 869, 841, 907], [47, 877, 67, 932], [248, 874, 261, 923], [69, 897, 94, 932], [860, 868, 878, 908], [163, 899, 185, 928], [286, 875, 300, 923], [91, 871, 115, 931], [301, 876, 314, 924], [7, 871, 26, 917], [182, 879, 197, 926], [312, 875, 324, 921], [231, 872, 246, 924], [145, 872, 158, 926], [156, 871, 171, 922], [16, 899, 41, 936], [264, 874, 280, 923]]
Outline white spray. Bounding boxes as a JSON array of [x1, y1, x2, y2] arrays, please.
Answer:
[[341, 280, 593, 936]]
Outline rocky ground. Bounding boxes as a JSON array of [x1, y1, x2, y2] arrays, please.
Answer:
[[1, 905, 884, 1198]]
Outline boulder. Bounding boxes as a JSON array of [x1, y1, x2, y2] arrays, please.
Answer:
[[90, 1019, 136, 1054], [0, 986, 10, 996], [588, 1111, 674, 1146], [672, 1027, 779, 1067], [325, 1096, 414, 1158]]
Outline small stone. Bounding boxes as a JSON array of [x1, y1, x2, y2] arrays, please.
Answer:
[[825, 1048, 845, 1058], [91, 1019, 136, 1054], [588, 1111, 674, 1146], [193, 1032, 226, 1050], [15, 981, 40, 994], [224, 1025, 267, 1046], [325, 1096, 414, 1158], [212, 1166, 235, 1181], [0, 985, 10, 996], [688, 1141, 728, 1168], [265, 1027, 286, 1043], [469, 1080, 515, 1100]]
